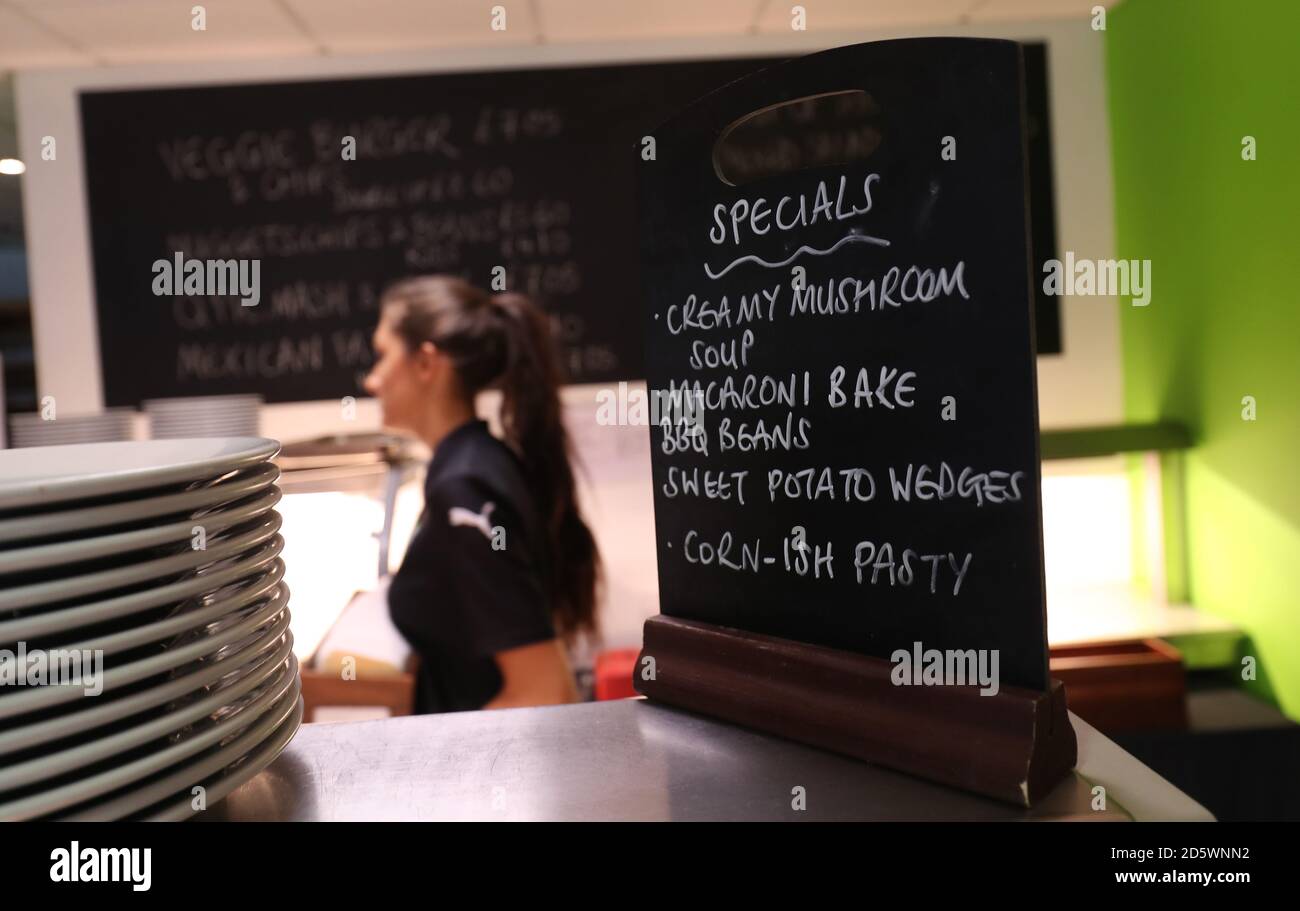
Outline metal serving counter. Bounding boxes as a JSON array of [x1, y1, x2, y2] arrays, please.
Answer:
[[208, 697, 1212, 822]]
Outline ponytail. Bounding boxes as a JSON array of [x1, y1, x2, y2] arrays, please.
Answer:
[[489, 292, 601, 642], [381, 276, 601, 643]]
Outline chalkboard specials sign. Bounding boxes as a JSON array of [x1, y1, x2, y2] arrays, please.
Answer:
[[78, 57, 777, 406], [633, 38, 1075, 806]]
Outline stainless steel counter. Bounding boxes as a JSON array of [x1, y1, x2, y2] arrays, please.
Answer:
[[209, 697, 1214, 822]]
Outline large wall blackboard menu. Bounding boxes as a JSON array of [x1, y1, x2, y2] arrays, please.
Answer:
[[80, 48, 1059, 406], [637, 37, 1051, 691], [79, 57, 779, 405]]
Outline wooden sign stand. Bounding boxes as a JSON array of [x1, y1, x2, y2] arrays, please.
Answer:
[[634, 616, 1077, 807]]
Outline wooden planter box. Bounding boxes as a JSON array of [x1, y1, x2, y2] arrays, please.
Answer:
[[1049, 639, 1187, 734], [298, 666, 417, 723]]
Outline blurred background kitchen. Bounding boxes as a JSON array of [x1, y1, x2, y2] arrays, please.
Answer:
[[0, 0, 1295, 820]]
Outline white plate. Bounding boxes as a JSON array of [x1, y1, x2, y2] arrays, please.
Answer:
[[150, 415, 258, 424], [153, 428, 258, 440], [0, 438, 279, 512], [0, 625, 292, 759], [0, 487, 281, 577], [0, 589, 290, 721], [148, 410, 257, 417], [151, 414, 257, 421], [0, 511, 281, 612], [152, 428, 258, 436], [0, 462, 279, 545], [9, 408, 134, 423], [143, 396, 261, 408], [1, 659, 299, 821], [145, 414, 257, 421], [56, 677, 301, 823], [151, 418, 258, 427], [8, 430, 129, 438], [143, 695, 303, 821], [8, 427, 131, 437], [10, 420, 132, 430], [0, 643, 294, 794], [59, 559, 285, 658], [149, 409, 257, 418], [0, 535, 282, 642], [10, 437, 128, 448], [9, 414, 134, 438], [153, 425, 259, 433], [10, 431, 134, 448], [9, 426, 132, 436], [10, 422, 131, 435]]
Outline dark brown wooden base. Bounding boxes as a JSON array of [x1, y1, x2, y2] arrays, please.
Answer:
[[634, 615, 1077, 807]]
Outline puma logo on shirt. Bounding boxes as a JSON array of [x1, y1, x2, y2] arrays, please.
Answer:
[[388, 419, 556, 713], [448, 501, 496, 540]]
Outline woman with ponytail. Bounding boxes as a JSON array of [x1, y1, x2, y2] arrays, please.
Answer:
[[363, 275, 600, 713]]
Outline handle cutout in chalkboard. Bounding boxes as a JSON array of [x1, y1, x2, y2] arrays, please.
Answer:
[[713, 90, 882, 187]]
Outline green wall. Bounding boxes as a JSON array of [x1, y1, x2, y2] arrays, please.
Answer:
[[1107, 0, 1300, 717]]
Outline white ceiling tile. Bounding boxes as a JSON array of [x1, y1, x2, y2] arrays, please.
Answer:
[[538, 0, 764, 41], [0, 5, 94, 69], [0, 0, 1127, 71], [21, 0, 317, 66], [4, 0, 149, 6], [756, 0, 977, 32], [2, 0, 135, 9], [971, 0, 1116, 22], [286, 0, 539, 54]]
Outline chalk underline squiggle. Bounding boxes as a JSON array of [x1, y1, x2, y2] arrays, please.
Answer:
[[703, 233, 892, 280]]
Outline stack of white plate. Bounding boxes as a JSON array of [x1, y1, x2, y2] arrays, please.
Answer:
[[145, 396, 261, 440], [0, 437, 301, 821], [9, 410, 134, 448]]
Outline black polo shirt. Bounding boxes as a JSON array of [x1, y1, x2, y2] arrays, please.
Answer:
[[387, 419, 555, 713]]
